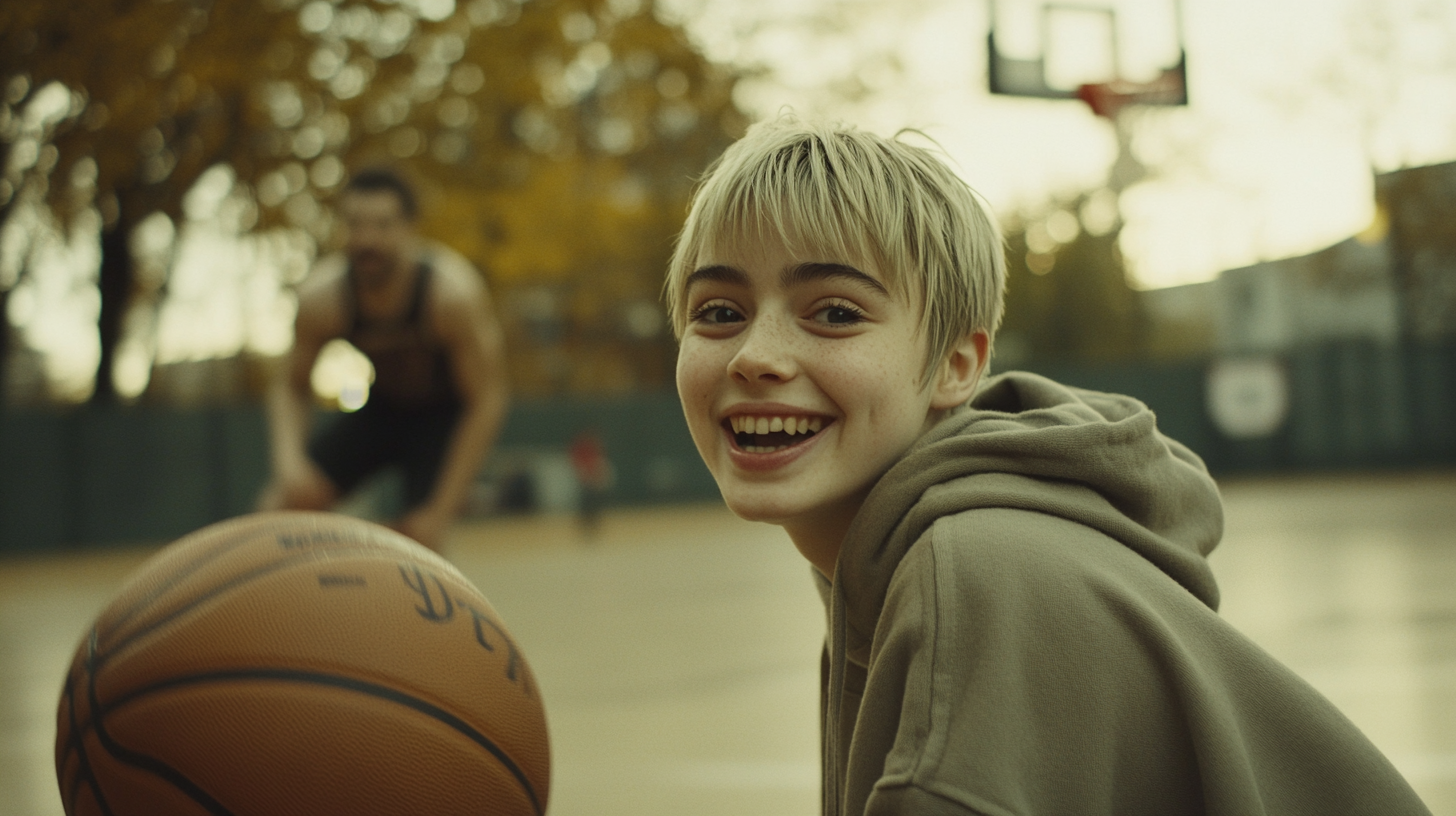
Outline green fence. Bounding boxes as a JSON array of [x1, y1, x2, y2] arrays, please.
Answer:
[[3, 340, 1453, 553], [0, 394, 715, 553], [1027, 339, 1456, 473]]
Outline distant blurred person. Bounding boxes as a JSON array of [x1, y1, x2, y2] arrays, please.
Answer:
[[569, 428, 614, 538], [259, 168, 508, 553]]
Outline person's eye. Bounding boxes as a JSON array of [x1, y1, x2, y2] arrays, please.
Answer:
[[811, 301, 866, 326], [689, 302, 745, 325]]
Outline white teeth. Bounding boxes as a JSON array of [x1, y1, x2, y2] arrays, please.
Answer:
[[729, 415, 826, 444]]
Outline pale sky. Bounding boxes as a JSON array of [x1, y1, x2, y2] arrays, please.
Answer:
[[663, 0, 1456, 288]]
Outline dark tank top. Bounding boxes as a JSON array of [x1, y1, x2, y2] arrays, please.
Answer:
[[344, 261, 459, 411]]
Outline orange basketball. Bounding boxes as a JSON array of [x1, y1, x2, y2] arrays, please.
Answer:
[[54, 511, 549, 816]]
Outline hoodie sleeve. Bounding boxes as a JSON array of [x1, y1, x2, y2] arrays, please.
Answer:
[[846, 507, 1432, 816]]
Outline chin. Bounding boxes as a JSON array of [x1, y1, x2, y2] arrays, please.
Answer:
[[348, 252, 395, 281], [717, 483, 810, 526]]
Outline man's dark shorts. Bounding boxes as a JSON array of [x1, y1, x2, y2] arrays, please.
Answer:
[[307, 399, 460, 509]]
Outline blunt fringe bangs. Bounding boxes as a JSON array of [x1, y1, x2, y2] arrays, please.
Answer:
[[666, 117, 1006, 379]]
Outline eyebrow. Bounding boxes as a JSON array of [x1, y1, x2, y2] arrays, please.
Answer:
[[683, 264, 749, 291], [683, 262, 889, 296], [781, 262, 889, 296]]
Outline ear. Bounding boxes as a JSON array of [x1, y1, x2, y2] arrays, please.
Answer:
[[929, 330, 990, 410]]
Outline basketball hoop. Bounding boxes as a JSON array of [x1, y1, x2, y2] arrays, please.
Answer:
[[1076, 59, 1188, 119], [987, 0, 1190, 116], [984, 0, 1190, 191]]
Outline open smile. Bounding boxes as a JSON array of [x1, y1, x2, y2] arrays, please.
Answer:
[[724, 414, 829, 454]]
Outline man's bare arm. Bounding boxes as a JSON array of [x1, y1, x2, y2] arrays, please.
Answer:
[[260, 267, 343, 510]]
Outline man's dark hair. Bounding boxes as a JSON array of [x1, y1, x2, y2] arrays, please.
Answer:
[[343, 167, 419, 220]]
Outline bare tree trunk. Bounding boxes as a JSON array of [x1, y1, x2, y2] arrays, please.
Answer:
[[0, 179, 13, 406], [0, 286, 10, 406], [94, 218, 134, 404]]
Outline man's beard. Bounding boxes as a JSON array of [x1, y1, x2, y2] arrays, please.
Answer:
[[349, 247, 397, 288]]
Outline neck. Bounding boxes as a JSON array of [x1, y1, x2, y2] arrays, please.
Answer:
[[354, 254, 418, 317], [782, 491, 868, 581], [358, 255, 413, 290]]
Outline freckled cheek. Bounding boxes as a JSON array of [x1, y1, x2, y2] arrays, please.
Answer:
[[823, 344, 929, 432], [676, 343, 725, 429], [816, 348, 905, 405], [677, 339, 723, 377]]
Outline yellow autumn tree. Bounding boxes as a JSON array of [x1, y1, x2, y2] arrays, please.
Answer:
[[1, 0, 744, 402], [997, 193, 1148, 368]]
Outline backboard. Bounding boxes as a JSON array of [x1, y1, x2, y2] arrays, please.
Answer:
[[987, 0, 1187, 116]]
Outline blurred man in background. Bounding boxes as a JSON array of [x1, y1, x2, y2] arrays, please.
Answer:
[[259, 168, 508, 552]]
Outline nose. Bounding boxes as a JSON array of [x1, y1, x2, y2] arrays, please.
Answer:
[[348, 225, 382, 248], [727, 314, 797, 384]]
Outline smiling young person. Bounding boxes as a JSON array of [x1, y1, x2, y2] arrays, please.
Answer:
[[668, 118, 1430, 816]]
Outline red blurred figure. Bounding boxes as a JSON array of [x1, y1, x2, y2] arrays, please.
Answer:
[[569, 430, 613, 538]]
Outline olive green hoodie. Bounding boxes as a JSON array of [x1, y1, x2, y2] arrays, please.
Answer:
[[817, 371, 1429, 816]]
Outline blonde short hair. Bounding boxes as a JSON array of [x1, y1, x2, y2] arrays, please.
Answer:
[[665, 116, 1006, 378]]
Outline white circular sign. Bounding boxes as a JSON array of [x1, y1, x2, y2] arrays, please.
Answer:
[[1206, 358, 1290, 440]]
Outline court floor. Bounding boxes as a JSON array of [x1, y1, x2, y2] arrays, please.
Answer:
[[2, 471, 1453, 815]]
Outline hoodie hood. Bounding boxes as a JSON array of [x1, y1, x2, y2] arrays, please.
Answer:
[[834, 370, 1224, 660]]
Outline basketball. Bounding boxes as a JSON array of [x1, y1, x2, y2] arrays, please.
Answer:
[[53, 511, 550, 816]]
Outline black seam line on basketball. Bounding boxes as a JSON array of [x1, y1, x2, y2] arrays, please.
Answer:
[[72, 549, 479, 742], [93, 544, 396, 674], [59, 670, 92, 808], [105, 668, 545, 816], [85, 629, 236, 816], [105, 521, 272, 637], [61, 638, 118, 816]]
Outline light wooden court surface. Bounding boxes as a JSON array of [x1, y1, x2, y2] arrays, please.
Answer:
[[2, 472, 1453, 815]]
